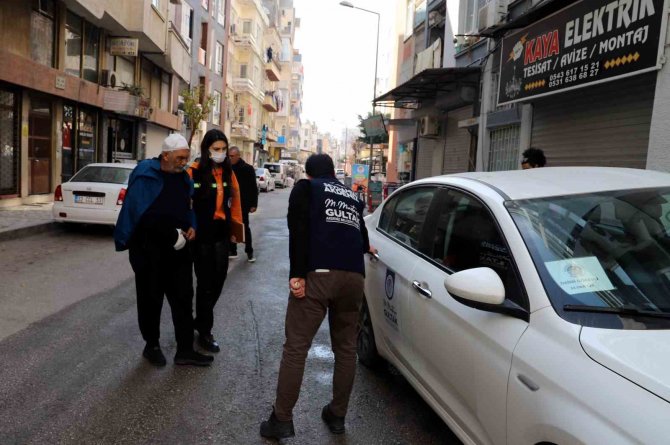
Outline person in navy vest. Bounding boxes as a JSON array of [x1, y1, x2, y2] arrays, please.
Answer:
[[260, 154, 375, 440], [114, 134, 213, 367]]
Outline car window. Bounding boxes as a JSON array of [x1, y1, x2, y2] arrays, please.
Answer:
[[430, 189, 525, 307], [70, 166, 132, 184], [380, 187, 437, 250], [265, 164, 281, 173], [255, 168, 265, 176]]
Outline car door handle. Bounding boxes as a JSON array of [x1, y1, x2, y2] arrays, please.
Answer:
[[368, 251, 380, 262], [412, 281, 432, 299]]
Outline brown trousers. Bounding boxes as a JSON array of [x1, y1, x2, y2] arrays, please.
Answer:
[[274, 270, 365, 421]]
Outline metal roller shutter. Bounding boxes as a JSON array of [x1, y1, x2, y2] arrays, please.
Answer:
[[443, 106, 473, 174], [531, 73, 656, 168]]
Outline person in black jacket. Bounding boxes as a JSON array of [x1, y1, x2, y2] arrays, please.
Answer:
[[260, 154, 375, 440], [228, 146, 259, 262], [187, 130, 244, 353]]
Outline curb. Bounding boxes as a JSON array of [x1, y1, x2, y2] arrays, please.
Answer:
[[0, 222, 59, 243]]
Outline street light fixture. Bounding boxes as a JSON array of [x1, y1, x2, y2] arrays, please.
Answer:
[[339, 1, 381, 199]]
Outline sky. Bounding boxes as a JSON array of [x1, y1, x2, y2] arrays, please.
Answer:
[[292, 0, 460, 137]]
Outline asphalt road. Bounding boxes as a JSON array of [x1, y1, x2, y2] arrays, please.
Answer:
[[0, 186, 461, 445]]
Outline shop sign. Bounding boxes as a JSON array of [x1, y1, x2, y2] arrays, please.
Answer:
[[109, 38, 139, 57], [498, 0, 668, 105]]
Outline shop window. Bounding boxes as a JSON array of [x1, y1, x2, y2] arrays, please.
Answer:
[[31, 0, 56, 67], [0, 89, 19, 196], [64, 12, 82, 77], [115, 56, 135, 87], [28, 97, 52, 195], [61, 104, 75, 182], [77, 108, 97, 170]]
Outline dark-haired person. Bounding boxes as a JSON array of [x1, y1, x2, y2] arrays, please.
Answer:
[[228, 146, 259, 262], [114, 133, 213, 367], [260, 154, 375, 440], [187, 129, 243, 353], [521, 147, 546, 169]]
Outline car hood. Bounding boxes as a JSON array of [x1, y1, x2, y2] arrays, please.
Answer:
[[580, 328, 670, 403]]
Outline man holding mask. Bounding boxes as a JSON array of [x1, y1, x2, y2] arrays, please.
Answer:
[[114, 133, 213, 367]]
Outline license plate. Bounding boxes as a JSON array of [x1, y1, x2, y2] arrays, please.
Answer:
[[74, 195, 104, 205]]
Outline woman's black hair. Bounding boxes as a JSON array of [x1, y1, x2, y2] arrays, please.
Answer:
[[199, 129, 231, 194]]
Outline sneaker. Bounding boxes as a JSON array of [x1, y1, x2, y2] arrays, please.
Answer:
[[142, 344, 167, 367], [321, 404, 345, 434], [197, 333, 220, 353], [229, 252, 238, 259], [260, 409, 295, 440], [247, 253, 256, 263], [174, 350, 214, 366]]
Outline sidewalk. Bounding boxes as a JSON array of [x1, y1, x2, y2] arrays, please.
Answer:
[[0, 203, 56, 242]]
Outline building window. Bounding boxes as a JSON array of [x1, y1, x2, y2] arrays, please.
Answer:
[[212, 90, 221, 126], [31, 0, 55, 67], [242, 20, 252, 34], [82, 22, 100, 83], [215, 41, 224, 75], [216, 0, 225, 25], [405, 0, 415, 38], [151, 0, 160, 8], [115, 56, 135, 88], [463, 0, 477, 35], [64, 12, 83, 77], [180, 5, 193, 47], [240, 64, 248, 78], [200, 22, 208, 66]]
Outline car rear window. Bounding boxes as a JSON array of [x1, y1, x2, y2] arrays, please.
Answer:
[[265, 164, 281, 173], [256, 168, 265, 176], [70, 166, 132, 184]]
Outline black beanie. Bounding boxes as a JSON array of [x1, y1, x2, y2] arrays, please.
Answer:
[[305, 154, 335, 178]]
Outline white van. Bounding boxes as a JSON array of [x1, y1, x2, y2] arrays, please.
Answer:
[[263, 162, 287, 188]]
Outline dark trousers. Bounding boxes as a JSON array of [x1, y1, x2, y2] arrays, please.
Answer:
[[274, 270, 364, 421], [193, 236, 230, 336], [230, 211, 252, 255], [129, 241, 194, 353]]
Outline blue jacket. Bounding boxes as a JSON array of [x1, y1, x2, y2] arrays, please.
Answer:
[[114, 158, 196, 251]]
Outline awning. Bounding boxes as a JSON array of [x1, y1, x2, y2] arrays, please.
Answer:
[[374, 67, 481, 109]]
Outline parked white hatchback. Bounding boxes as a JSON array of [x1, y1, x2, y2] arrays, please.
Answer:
[[256, 167, 276, 192], [360, 167, 670, 445], [53, 163, 135, 226]]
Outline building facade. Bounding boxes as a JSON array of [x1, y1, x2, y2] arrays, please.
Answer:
[[0, 0, 189, 206]]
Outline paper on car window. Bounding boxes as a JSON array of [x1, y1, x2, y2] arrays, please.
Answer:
[[544, 257, 615, 295]]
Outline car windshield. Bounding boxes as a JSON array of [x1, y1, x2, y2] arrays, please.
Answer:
[[265, 164, 280, 173], [70, 166, 132, 184], [255, 168, 265, 176], [508, 187, 670, 329]]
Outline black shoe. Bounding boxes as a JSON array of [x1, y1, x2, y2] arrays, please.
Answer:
[[260, 409, 295, 440], [142, 344, 167, 367], [321, 404, 345, 434], [197, 333, 220, 353], [247, 253, 256, 263], [174, 350, 214, 366]]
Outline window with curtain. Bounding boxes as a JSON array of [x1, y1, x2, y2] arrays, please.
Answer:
[[65, 12, 83, 77], [30, 0, 55, 67]]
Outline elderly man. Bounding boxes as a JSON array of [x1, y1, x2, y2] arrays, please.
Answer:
[[228, 146, 258, 262], [114, 134, 213, 367]]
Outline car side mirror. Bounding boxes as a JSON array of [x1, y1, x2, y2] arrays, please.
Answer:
[[444, 267, 505, 306]]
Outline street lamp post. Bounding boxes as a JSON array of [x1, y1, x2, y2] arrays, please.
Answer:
[[339, 1, 380, 203]]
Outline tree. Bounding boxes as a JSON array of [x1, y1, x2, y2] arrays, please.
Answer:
[[357, 112, 389, 145], [181, 86, 216, 147]]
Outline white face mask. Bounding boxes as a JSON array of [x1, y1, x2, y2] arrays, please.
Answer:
[[209, 150, 226, 164]]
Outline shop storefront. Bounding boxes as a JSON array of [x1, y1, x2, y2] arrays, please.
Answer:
[[62, 104, 99, 182], [497, 0, 667, 167]]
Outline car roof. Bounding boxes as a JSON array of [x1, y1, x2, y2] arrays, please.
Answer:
[[416, 167, 670, 200], [81, 162, 136, 169]]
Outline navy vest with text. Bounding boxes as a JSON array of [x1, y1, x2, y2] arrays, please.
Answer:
[[308, 177, 366, 275]]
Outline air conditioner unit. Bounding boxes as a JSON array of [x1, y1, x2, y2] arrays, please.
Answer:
[[419, 116, 439, 137], [101, 70, 118, 88], [478, 0, 508, 32]]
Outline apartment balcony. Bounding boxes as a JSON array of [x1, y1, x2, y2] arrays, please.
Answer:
[[231, 121, 257, 142], [167, 28, 191, 81], [62, 0, 168, 53], [231, 32, 262, 57], [265, 127, 280, 142], [265, 59, 281, 82], [263, 91, 279, 112], [232, 78, 255, 95]]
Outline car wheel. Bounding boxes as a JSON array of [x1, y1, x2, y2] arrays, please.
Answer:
[[357, 298, 382, 368]]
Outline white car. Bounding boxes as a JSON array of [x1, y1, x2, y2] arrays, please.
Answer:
[[256, 168, 276, 192], [263, 162, 287, 188], [53, 163, 135, 226], [360, 167, 670, 445]]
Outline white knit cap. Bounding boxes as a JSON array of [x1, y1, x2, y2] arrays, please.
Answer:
[[161, 134, 189, 152]]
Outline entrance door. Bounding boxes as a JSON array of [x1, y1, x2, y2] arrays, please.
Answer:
[[108, 118, 135, 162], [28, 97, 52, 194]]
